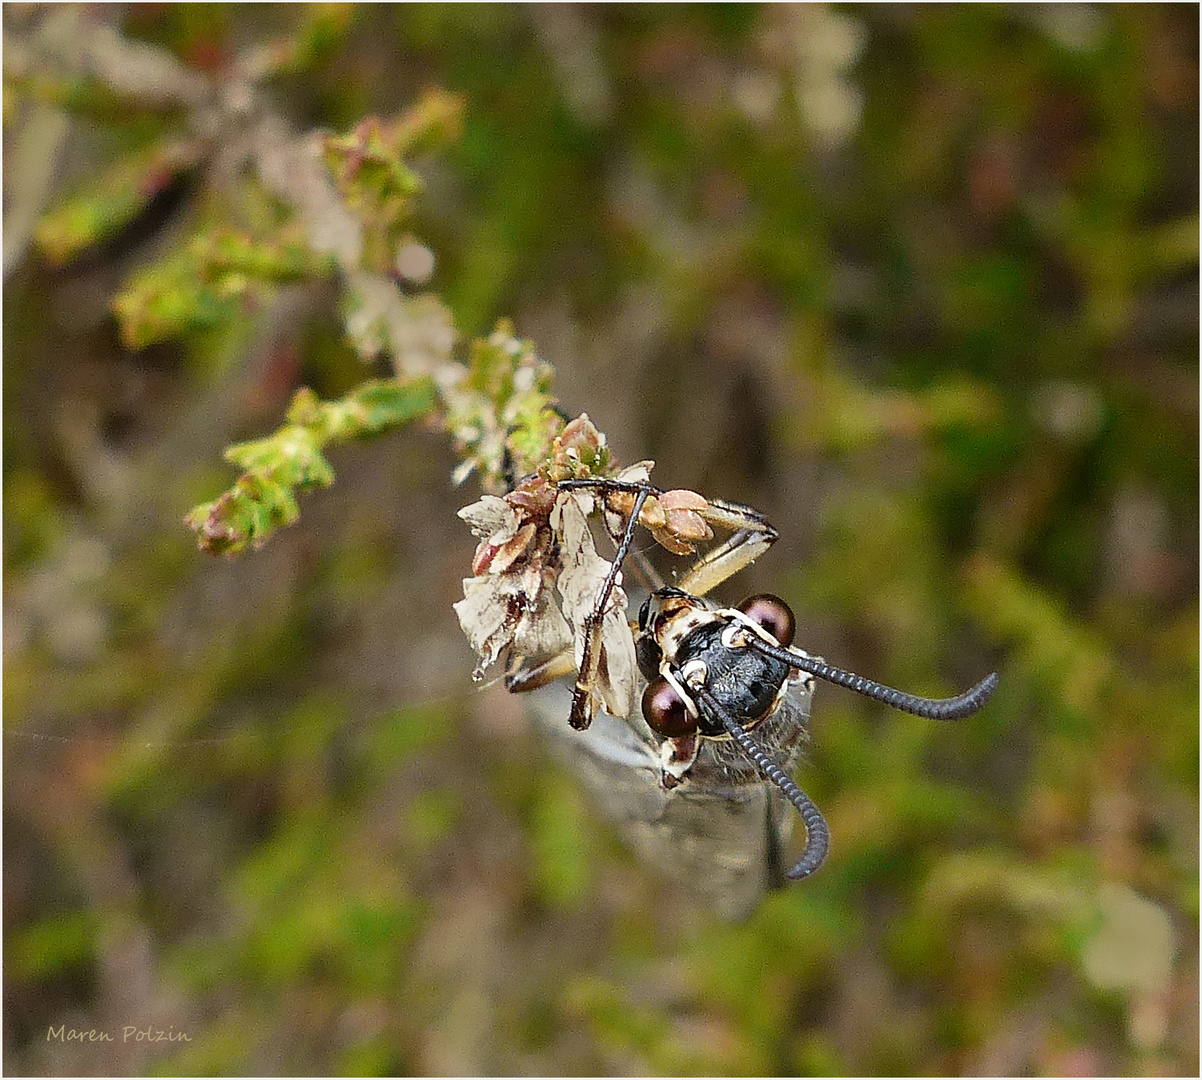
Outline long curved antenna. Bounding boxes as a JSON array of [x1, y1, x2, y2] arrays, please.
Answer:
[[694, 685, 829, 880], [558, 478, 664, 498], [567, 485, 650, 730], [745, 639, 998, 720]]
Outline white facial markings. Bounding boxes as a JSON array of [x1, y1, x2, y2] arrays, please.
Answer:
[[657, 604, 714, 659], [660, 666, 699, 719], [715, 606, 820, 692], [648, 593, 815, 736], [718, 607, 787, 648], [720, 622, 747, 650], [650, 594, 719, 722], [680, 659, 708, 689], [658, 734, 700, 779]]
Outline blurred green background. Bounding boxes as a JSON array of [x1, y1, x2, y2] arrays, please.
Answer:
[[4, 4, 1197, 1075]]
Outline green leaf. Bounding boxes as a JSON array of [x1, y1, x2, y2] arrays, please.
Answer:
[[113, 228, 333, 349], [186, 375, 438, 556], [342, 377, 440, 434], [35, 140, 202, 265]]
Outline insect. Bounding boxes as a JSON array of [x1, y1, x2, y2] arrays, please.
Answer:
[[495, 474, 997, 905]]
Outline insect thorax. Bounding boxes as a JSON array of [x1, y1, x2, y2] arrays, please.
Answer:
[[688, 687, 812, 791]]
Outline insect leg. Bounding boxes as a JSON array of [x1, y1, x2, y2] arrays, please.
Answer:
[[558, 482, 776, 598], [558, 477, 667, 588], [694, 684, 829, 880], [746, 639, 999, 720], [596, 492, 665, 591], [675, 500, 778, 598], [567, 486, 650, 730], [763, 788, 788, 890], [623, 546, 665, 592], [505, 648, 577, 694]]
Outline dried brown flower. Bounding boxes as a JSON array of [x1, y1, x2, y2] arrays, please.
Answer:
[[453, 486, 571, 679]]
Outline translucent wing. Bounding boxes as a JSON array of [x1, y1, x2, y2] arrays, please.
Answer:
[[524, 680, 813, 920]]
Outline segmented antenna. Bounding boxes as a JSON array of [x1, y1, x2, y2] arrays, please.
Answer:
[[566, 484, 651, 730], [558, 478, 665, 498], [746, 639, 998, 721], [693, 685, 829, 880]]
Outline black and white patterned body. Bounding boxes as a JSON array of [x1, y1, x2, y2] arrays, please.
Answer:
[[500, 477, 998, 909], [668, 620, 795, 737]]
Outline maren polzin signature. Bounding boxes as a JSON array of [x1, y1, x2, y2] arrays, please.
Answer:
[[47, 1024, 192, 1044]]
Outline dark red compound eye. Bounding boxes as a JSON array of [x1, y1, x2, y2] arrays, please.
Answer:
[[642, 677, 696, 738], [738, 593, 796, 647]]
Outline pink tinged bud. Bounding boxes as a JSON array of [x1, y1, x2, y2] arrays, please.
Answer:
[[637, 499, 668, 531], [559, 414, 603, 455], [488, 522, 537, 575], [471, 540, 499, 575], [506, 478, 556, 518], [650, 528, 695, 556], [657, 489, 709, 512], [645, 488, 713, 553], [665, 508, 711, 543]]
